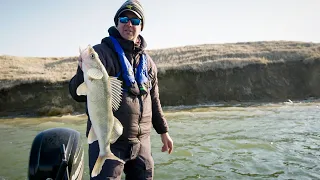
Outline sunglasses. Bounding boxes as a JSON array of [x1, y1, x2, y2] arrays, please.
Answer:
[[119, 17, 141, 26]]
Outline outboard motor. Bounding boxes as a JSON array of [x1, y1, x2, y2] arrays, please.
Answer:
[[28, 127, 84, 180]]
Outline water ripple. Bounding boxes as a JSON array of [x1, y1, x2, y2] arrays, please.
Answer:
[[1, 100, 320, 179]]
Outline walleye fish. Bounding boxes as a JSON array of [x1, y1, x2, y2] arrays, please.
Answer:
[[76, 45, 124, 177]]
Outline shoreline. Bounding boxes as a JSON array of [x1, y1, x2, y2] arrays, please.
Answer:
[[1, 98, 319, 119], [1, 41, 320, 117]]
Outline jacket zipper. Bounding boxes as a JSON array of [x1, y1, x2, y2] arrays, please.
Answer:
[[137, 96, 143, 136], [136, 65, 143, 136], [133, 54, 143, 137]]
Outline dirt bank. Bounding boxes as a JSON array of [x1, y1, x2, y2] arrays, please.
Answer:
[[1, 59, 319, 117]]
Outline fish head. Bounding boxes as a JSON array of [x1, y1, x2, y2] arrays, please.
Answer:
[[79, 45, 100, 72]]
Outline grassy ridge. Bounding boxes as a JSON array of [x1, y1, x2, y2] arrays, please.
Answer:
[[1, 41, 319, 90], [0, 56, 78, 90], [148, 41, 320, 72]]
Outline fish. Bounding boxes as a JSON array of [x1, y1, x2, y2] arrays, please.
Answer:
[[76, 45, 124, 177]]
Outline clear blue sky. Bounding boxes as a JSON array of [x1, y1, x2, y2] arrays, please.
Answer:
[[0, 0, 319, 57]]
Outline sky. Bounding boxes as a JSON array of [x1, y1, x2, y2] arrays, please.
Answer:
[[0, 0, 319, 57]]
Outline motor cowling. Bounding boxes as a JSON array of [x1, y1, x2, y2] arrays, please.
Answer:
[[28, 127, 84, 180]]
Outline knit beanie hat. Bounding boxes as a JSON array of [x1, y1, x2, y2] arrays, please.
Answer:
[[114, 0, 145, 31]]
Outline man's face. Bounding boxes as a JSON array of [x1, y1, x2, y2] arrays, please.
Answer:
[[116, 11, 142, 42]]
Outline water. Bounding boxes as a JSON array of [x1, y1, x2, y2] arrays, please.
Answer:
[[0, 100, 320, 180]]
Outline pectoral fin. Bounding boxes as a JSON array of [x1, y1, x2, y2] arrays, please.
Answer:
[[87, 127, 98, 144], [110, 117, 123, 144], [87, 68, 103, 80], [76, 82, 88, 96]]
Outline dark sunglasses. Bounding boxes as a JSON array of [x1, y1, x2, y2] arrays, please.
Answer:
[[119, 17, 141, 26]]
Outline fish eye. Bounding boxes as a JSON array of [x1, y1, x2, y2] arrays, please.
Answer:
[[90, 53, 95, 59]]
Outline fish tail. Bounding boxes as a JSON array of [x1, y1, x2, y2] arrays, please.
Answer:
[[91, 156, 106, 178], [91, 153, 125, 177]]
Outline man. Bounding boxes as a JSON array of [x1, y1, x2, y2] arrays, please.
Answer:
[[68, 0, 173, 179]]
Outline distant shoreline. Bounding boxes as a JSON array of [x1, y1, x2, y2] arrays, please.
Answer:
[[1, 40, 319, 90], [1, 41, 320, 116]]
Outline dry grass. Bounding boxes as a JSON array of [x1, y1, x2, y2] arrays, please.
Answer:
[[1, 41, 320, 90], [0, 55, 78, 89], [147, 41, 320, 71], [37, 105, 74, 116]]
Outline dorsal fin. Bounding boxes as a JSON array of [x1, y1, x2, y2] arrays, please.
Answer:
[[110, 77, 123, 111]]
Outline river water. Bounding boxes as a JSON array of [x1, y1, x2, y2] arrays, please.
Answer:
[[0, 100, 319, 180]]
